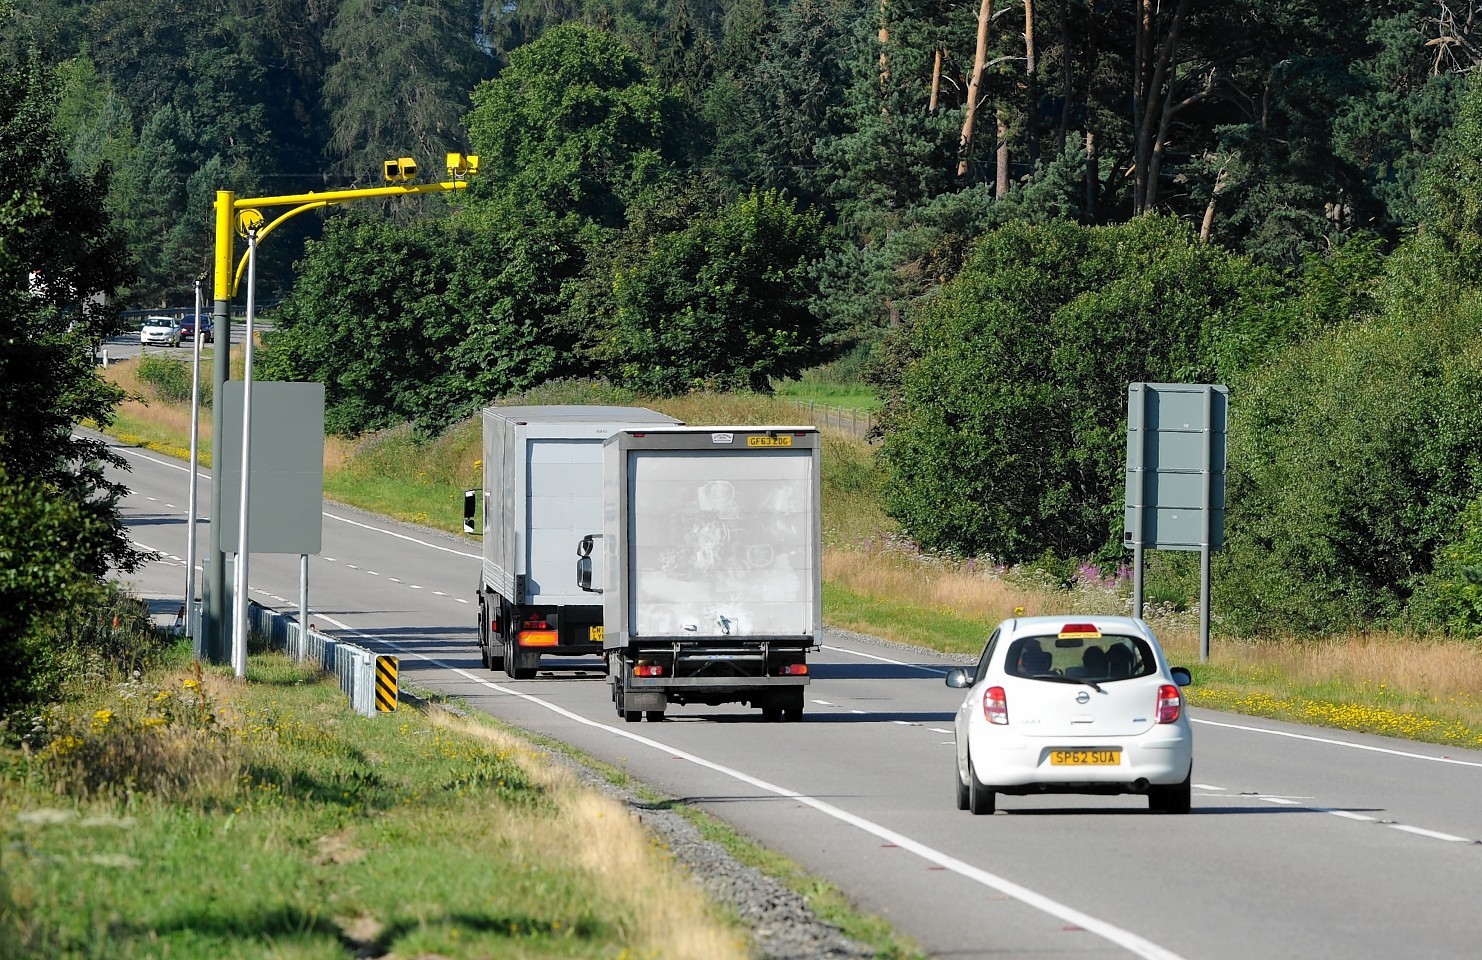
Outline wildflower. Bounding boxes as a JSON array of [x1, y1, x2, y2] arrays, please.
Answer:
[[182, 678, 201, 691], [91, 709, 114, 731]]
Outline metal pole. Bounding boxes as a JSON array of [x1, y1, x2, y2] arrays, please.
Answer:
[[206, 192, 234, 664], [1200, 386, 1214, 662], [185, 279, 203, 652], [299, 553, 309, 661], [231, 230, 258, 679], [1129, 384, 1147, 620]]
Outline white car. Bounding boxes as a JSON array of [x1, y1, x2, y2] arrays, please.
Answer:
[[139, 316, 182, 347], [946, 615, 1193, 815]]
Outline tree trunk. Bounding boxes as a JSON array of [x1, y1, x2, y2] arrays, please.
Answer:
[[1085, 130, 1098, 220], [1057, 0, 1072, 155], [1024, 0, 1038, 168], [930, 48, 943, 111], [1134, 0, 1191, 213], [957, 0, 994, 178], [997, 108, 1011, 197], [1200, 167, 1227, 243], [878, 0, 890, 89]]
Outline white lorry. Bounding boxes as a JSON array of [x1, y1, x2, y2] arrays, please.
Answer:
[[582, 425, 822, 721], [465, 405, 682, 679]]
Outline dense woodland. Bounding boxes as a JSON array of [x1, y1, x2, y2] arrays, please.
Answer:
[[3, 0, 1482, 704]]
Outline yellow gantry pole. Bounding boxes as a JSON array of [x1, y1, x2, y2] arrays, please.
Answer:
[[201, 170, 472, 664]]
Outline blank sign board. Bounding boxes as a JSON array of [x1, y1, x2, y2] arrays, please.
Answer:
[[219, 381, 325, 554], [1124, 383, 1227, 551]]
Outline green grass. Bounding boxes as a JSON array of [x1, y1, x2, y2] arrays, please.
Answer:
[[822, 581, 990, 655], [3, 652, 731, 959]]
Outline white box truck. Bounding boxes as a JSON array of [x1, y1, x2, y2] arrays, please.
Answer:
[[587, 425, 822, 721], [465, 405, 682, 679]]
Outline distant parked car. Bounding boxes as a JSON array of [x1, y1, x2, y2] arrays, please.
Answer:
[[139, 316, 182, 347], [179, 315, 213, 344]]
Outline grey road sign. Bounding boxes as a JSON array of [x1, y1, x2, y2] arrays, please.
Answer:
[[219, 381, 325, 554], [1124, 382, 1228, 551]]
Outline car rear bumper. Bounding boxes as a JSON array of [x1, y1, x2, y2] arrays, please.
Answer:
[[966, 725, 1192, 790]]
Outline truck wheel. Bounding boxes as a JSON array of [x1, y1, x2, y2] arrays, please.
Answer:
[[502, 637, 519, 679], [489, 640, 505, 672], [783, 689, 805, 722], [645, 710, 664, 722], [762, 704, 782, 722]]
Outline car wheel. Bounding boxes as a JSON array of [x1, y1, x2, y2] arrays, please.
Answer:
[[955, 761, 970, 811], [1149, 769, 1193, 814], [967, 756, 996, 816]]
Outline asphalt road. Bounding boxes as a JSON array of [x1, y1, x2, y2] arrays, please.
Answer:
[[107, 438, 1482, 960]]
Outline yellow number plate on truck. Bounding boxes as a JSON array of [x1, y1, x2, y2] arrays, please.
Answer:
[[1050, 749, 1121, 766], [747, 435, 793, 447], [589, 626, 604, 642]]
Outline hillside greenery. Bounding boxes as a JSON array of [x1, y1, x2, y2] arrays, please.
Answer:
[[6, 0, 1482, 733]]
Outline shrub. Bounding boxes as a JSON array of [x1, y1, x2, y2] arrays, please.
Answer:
[[135, 354, 208, 405]]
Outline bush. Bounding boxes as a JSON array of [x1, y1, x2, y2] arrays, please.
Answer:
[[135, 354, 208, 405], [874, 216, 1287, 563]]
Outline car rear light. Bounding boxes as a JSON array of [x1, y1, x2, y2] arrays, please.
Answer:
[[983, 685, 1008, 724], [633, 662, 664, 677], [517, 629, 558, 647], [1156, 684, 1182, 723], [776, 663, 808, 676]]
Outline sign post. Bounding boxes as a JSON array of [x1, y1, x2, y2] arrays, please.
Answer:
[[1124, 383, 1228, 661]]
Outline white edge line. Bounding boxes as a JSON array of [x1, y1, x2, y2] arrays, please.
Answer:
[[115, 446, 482, 561], [308, 614, 1188, 960], [1192, 717, 1482, 768], [821, 643, 949, 676]]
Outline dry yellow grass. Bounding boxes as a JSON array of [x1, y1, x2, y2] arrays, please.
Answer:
[[427, 709, 748, 960]]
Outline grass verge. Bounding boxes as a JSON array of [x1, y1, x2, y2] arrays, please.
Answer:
[[2, 648, 748, 960]]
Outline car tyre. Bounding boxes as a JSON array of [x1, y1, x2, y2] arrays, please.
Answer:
[[955, 762, 970, 811], [967, 756, 996, 816], [1149, 768, 1192, 814]]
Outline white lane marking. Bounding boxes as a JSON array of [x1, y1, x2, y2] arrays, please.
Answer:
[[892, 720, 912, 726], [1247, 794, 1471, 841], [433, 591, 447, 597], [811, 699, 835, 706], [165, 503, 177, 509], [409, 585, 422, 590], [324, 557, 337, 562], [304, 615, 1188, 960], [930, 728, 952, 734], [1195, 783, 1225, 791], [114, 447, 481, 560], [367, 570, 379, 576], [1192, 717, 1482, 768], [822, 643, 950, 676], [325, 512, 481, 560], [346, 564, 359, 570], [389, 578, 402, 583], [456, 598, 469, 604], [1389, 824, 1470, 842]]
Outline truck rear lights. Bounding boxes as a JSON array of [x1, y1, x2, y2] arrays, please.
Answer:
[[775, 663, 809, 676], [633, 662, 665, 677], [518, 630, 558, 647], [1155, 684, 1182, 723], [521, 616, 550, 630], [983, 685, 1009, 724]]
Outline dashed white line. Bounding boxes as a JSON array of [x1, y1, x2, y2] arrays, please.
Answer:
[[1328, 810, 1376, 822], [1389, 824, 1470, 842]]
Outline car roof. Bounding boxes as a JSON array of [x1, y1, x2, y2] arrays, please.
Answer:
[[998, 615, 1156, 640]]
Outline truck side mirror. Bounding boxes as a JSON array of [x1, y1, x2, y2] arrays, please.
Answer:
[[463, 489, 478, 535], [576, 534, 600, 593]]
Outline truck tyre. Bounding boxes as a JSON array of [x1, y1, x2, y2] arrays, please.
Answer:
[[502, 635, 519, 679], [645, 710, 664, 722], [783, 688, 805, 722], [762, 703, 782, 722]]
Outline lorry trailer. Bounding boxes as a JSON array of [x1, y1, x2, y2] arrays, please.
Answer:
[[590, 425, 823, 721], [465, 405, 682, 679]]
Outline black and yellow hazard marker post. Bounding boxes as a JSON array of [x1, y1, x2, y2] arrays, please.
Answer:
[[375, 655, 399, 712]]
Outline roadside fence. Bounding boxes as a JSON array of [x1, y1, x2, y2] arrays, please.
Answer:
[[784, 400, 876, 440], [247, 601, 398, 717]]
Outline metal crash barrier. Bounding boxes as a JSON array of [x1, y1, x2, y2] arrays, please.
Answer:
[[247, 601, 397, 717]]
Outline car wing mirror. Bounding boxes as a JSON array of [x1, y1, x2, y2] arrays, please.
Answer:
[[945, 666, 974, 688], [1170, 666, 1192, 687]]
